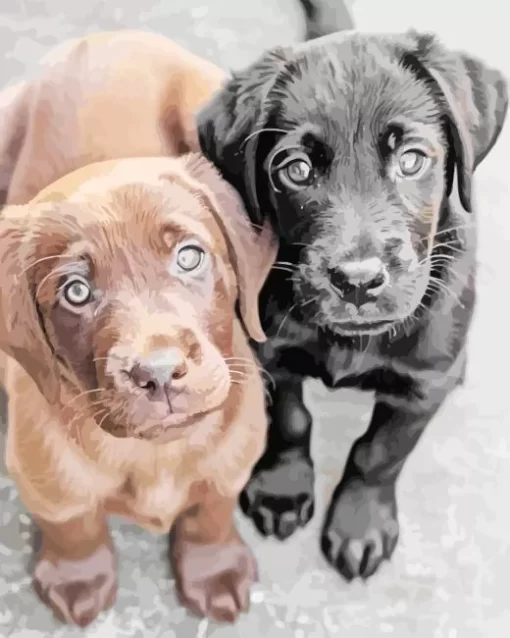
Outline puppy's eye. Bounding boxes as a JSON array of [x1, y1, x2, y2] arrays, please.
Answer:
[[396, 150, 430, 179], [176, 245, 205, 273], [61, 277, 92, 308], [272, 151, 315, 191]]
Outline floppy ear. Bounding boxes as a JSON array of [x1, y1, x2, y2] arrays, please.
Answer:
[[0, 81, 31, 207], [176, 154, 279, 343], [196, 47, 292, 226], [401, 31, 509, 212], [0, 205, 60, 401]]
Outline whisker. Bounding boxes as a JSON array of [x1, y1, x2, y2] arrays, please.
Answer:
[[446, 268, 469, 287], [228, 364, 276, 390], [354, 335, 371, 373], [261, 369, 276, 391], [275, 302, 298, 339], [271, 266, 296, 275], [20, 254, 69, 276], [67, 404, 100, 449], [433, 241, 465, 254], [90, 408, 109, 423], [97, 409, 113, 431], [429, 256, 459, 267], [35, 263, 77, 298], [427, 277, 464, 307], [275, 295, 318, 339], [428, 256, 457, 266], [62, 387, 106, 409], [228, 370, 249, 378], [240, 127, 289, 150], [434, 223, 475, 239], [418, 254, 456, 269]]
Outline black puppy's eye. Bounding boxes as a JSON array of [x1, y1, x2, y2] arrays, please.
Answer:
[[61, 277, 92, 308], [396, 149, 430, 179], [272, 151, 315, 190]]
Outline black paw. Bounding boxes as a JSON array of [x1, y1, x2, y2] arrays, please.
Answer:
[[239, 455, 315, 540], [321, 480, 399, 581]]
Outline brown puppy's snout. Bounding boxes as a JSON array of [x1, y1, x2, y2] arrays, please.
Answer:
[[128, 347, 188, 401], [328, 258, 390, 307]]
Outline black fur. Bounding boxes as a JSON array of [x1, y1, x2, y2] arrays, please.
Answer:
[[197, 31, 508, 580]]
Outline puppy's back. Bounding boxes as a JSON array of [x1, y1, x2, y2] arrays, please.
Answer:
[[6, 30, 226, 205]]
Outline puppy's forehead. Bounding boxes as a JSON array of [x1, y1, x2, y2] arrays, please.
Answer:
[[85, 183, 218, 251], [36, 183, 220, 280], [31, 158, 231, 278], [280, 37, 441, 135]]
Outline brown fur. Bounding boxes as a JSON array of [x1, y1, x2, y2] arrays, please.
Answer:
[[0, 30, 227, 205], [0, 31, 278, 626]]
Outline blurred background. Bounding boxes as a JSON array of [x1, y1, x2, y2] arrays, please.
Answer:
[[0, 1, 509, 637], [0, 0, 508, 84]]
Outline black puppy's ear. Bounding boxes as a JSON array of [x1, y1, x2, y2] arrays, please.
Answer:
[[196, 47, 291, 226], [402, 31, 508, 212]]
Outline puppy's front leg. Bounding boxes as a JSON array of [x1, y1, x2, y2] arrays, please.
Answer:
[[239, 377, 316, 540], [171, 487, 257, 624], [321, 386, 449, 581], [33, 510, 117, 627]]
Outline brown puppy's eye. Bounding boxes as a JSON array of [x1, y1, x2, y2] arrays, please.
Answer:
[[61, 277, 92, 308], [176, 245, 205, 273], [396, 150, 430, 179], [273, 151, 315, 191]]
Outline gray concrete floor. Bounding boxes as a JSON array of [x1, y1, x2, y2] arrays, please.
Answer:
[[1, 1, 509, 637]]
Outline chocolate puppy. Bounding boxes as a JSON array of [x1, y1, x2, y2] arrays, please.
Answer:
[[0, 156, 277, 626]]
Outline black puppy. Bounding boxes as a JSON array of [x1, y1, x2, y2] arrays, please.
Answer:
[[197, 31, 508, 580]]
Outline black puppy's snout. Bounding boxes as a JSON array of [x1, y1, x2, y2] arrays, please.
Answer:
[[129, 347, 188, 400], [329, 258, 389, 307]]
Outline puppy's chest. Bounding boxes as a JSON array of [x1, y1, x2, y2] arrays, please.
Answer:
[[320, 343, 380, 388], [104, 469, 192, 534], [264, 333, 381, 387]]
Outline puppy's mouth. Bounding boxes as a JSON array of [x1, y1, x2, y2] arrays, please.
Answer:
[[96, 383, 230, 443], [134, 419, 199, 443], [100, 411, 200, 443], [334, 319, 395, 336]]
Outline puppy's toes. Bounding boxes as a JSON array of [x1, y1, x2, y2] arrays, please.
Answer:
[[173, 537, 257, 623], [240, 456, 316, 540], [321, 481, 399, 581], [33, 545, 117, 627]]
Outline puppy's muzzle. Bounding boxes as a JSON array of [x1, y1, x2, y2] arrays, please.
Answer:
[[329, 257, 390, 306], [127, 347, 188, 411], [129, 347, 187, 400]]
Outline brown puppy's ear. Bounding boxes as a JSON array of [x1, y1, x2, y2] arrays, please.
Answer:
[[196, 47, 291, 227], [0, 81, 32, 207], [175, 154, 279, 343], [0, 205, 60, 401], [402, 31, 509, 212]]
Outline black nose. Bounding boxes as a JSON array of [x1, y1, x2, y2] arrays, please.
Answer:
[[329, 258, 389, 307], [129, 347, 187, 400]]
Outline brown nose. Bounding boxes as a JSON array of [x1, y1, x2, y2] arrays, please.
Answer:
[[329, 258, 389, 307], [129, 348, 187, 399]]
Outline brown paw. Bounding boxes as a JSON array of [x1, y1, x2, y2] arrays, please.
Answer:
[[33, 544, 117, 627], [173, 538, 258, 623]]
